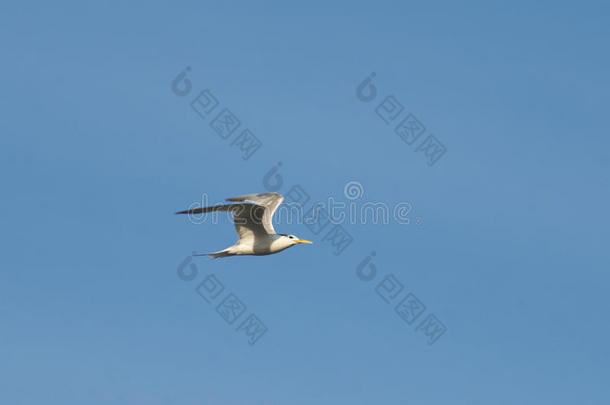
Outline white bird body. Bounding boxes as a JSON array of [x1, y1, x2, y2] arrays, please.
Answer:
[[176, 192, 312, 258], [212, 234, 294, 257]]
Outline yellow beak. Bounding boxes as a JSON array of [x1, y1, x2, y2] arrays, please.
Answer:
[[295, 239, 313, 244]]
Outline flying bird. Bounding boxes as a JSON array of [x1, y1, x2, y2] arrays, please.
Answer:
[[176, 192, 312, 258]]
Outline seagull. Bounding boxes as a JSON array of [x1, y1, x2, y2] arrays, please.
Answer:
[[176, 192, 312, 258]]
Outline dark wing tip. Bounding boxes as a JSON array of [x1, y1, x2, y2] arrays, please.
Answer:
[[226, 195, 248, 202]]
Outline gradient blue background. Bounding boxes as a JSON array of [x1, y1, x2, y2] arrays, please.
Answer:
[[2, 1, 609, 404]]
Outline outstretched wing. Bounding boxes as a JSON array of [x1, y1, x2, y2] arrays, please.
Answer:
[[175, 192, 284, 241], [175, 203, 266, 242], [226, 192, 283, 234]]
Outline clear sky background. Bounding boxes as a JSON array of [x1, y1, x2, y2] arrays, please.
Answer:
[[1, 1, 609, 404]]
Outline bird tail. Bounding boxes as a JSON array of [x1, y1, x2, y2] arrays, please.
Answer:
[[195, 249, 233, 259]]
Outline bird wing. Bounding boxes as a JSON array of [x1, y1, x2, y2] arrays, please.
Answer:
[[226, 192, 284, 235], [176, 203, 266, 242], [175, 192, 284, 241]]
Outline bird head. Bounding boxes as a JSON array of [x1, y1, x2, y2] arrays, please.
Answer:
[[282, 234, 313, 246]]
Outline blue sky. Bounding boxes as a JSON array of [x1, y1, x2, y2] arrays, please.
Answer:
[[1, 1, 609, 404]]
